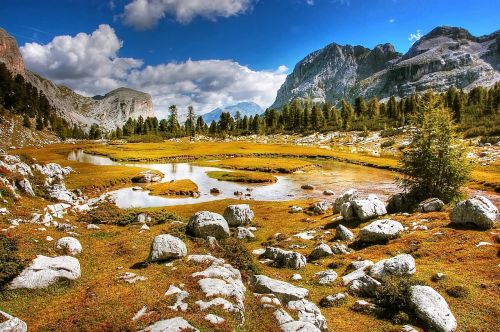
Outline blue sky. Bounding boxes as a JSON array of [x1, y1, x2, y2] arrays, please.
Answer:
[[1, 0, 499, 116]]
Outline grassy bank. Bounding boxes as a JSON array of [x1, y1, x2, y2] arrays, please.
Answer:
[[147, 180, 199, 197], [206, 170, 277, 183]]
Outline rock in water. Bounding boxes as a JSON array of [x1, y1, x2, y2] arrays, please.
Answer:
[[263, 247, 307, 269], [410, 285, 457, 332], [251, 275, 309, 302], [417, 198, 445, 213], [333, 189, 359, 213], [55, 237, 82, 255], [335, 224, 355, 241], [142, 317, 199, 332], [10, 255, 80, 289], [359, 219, 404, 243], [223, 204, 254, 226], [0, 310, 27, 332], [187, 211, 230, 239], [451, 195, 498, 229], [148, 234, 187, 262]]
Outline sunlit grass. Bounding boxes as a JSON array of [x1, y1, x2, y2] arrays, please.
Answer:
[[206, 170, 277, 183]]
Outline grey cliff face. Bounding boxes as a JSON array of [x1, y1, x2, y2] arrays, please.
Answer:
[[272, 26, 500, 108], [0, 28, 154, 131]]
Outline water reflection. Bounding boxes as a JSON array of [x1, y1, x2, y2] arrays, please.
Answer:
[[69, 150, 401, 208]]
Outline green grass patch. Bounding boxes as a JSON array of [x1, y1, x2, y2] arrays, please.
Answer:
[[206, 170, 277, 183]]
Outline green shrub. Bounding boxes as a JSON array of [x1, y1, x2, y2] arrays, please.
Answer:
[[398, 97, 471, 203], [373, 275, 423, 317], [446, 285, 469, 298], [0, 234, 25, 288], [215, 237, 260, 279], [381, 139, 395, 148]]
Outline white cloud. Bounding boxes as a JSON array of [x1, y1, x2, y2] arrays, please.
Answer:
[[20, 25, 287, 118], [306, 0, 315, 5], [121, 0, 253, 30], [408, 29, 422, 43], [389, 18, 395, 23]]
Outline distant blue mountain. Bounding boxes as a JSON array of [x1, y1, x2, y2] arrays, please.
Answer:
[[201, 101, 263, 123]]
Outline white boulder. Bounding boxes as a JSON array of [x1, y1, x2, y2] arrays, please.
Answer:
[[148, 234, 187, 262], [359, 219, 404, 243], [251, 275, 309, 302], [370, 254, 416, 280], [223, 204, 254, 226], [55, 237, 82, 255], [451, 195, 498, 229], [187, 211, 230, 239], [410, 285, 457, 332], [9, 255, 80, 289]]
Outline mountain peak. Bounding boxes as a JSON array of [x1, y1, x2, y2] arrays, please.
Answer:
[[202, 101, 262, 123], [0, 28, 25, 76]]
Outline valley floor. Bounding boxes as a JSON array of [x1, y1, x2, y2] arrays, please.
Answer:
[[0, 140, 498, 331]]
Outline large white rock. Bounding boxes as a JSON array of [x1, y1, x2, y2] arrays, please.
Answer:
[[308, 243, 332, 260], [55, 237, 82, 256], [18, 178, 35, 196], [333, 189, 358, 213], [142, 317, 199, 332], [9, 255, 80, 289], [309, 201, 330, 214], [287, 299, 328, 331], [359, 219, 404, 243], [410, 285, 457, 332], [370, 254, 416, 280], [263, 247, 307, 269], [451, 195, 498, 229], [252, 275, 309, 302], [335, 224, 354, 241], [342, 260, 374, 285], [148, 234, 187, 262], [223, 204, 254, 226], [0, 310, 27, 332], [187, 211, 230, 239], [348, 275, 381, 296], [350, 195, 387, 221], [314, 270, 338, 285], [234, 227, 255, 240]]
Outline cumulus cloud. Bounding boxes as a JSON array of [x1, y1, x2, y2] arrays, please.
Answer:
[[305, 0, 315, 5], [408, 29, 422, 43], [21, 24, 143, 95], [121, 0, 253, 30], [20, 25, 287, 118], [389, 18, 395, 23]]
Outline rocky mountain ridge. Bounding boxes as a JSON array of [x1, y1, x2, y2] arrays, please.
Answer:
[[202, 101, 263, 123], [272, 26, 500, 109], [0, 28, 154, 131]]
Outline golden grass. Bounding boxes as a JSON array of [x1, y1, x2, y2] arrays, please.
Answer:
[[147, 179, 199, 197], [198, 157, 314, 173], [1, 199, 499, 331], [83, 141, 498, 191], [206, 170, 277, 183]]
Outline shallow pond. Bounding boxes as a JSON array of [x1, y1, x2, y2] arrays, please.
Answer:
[[68, 150, 403, 208]]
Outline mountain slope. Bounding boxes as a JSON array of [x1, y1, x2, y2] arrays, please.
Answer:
[[272, 26, 500, 108], [0, 28, 154, 131], [202, 102, 263, 123]]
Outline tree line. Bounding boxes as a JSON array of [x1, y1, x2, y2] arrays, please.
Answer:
[[108, 83, 499, 140]]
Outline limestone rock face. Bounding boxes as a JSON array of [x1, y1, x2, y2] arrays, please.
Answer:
[[148, 234, 187, 262], [451, 195, 498, 229], [0, 28, 25, 76], [187, 211, 230, 239], [9, 255, 81, 289], [410, 285, 457, 332], [0, 28, 154, 132], [272, 26, 500, 109], [223, 204, 254, 226]]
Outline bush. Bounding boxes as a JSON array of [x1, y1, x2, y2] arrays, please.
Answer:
[[381, 139, 395, 148], [398, 96, 471, 203], [446, 285, 469, 298], [0, 234, 25, 288], [214, 237, 260, 279], [373, 275, 423, 317]]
